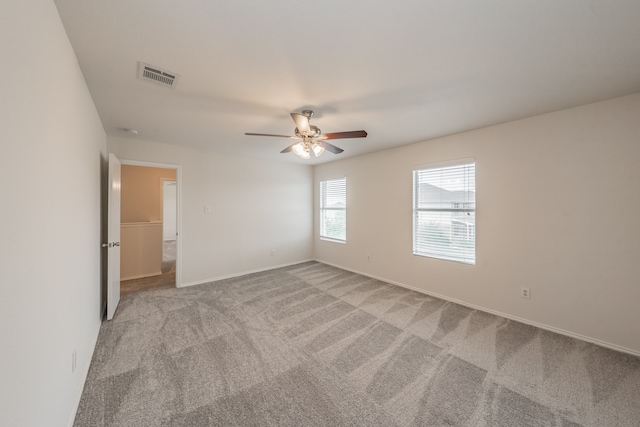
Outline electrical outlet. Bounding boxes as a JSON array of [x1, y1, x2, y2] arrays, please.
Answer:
[[270, 250, 275, 256], [521, 288, 531, 299], [367, 255, 371, 262], [72, 350, 77, 373], [204, 205, 212, 213]]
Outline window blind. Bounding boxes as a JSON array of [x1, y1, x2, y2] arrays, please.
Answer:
[[413, 161, 475, 264], [320, 178, 346, 242]]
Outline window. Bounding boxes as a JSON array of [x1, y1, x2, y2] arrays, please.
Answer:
[[320, 177, 346, 242], [413, 160, 475, 264]]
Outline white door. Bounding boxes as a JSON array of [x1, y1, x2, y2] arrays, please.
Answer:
[[106, 153, 121, 320]]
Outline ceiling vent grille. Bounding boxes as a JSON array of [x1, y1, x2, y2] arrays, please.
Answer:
[[137, 62, 179, 88]]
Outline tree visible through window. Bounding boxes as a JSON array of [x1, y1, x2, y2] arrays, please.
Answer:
[[320, 178, 346, 242], [413, 161, 475, 264]]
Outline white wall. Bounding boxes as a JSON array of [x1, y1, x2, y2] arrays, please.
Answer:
[[0, 1, 106, 426], [108, 136, 313, 285], [314, 93, 640, 355]]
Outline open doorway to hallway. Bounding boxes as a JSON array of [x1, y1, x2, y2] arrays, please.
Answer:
[[159, 179, 177, 284], [119, 164, 179, 294]]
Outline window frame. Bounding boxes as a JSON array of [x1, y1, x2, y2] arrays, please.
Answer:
[[412, 159, 476, 265], [319, 177, 347, 243]]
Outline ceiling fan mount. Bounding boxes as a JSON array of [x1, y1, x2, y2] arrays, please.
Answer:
[[244, 109, 367, 159], [294, 110, 320, 138]]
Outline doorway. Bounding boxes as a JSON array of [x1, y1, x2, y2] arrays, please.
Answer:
[[118, 161, 181, 294], [161, 179, 177, 283]]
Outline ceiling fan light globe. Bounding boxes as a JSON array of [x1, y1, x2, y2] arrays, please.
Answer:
[[292, 142, 305, 156], [312, 144, 325, 157], [299, 150, 311, 159]]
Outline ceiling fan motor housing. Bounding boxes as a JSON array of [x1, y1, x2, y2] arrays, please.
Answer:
[[295, 125, 321, 139]]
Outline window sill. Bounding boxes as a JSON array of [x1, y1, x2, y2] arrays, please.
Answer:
[[413, 252, 475, 265], [320, 237, 346, 244]]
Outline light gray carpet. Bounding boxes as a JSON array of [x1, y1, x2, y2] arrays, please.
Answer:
[[75, 262, 640, 426]]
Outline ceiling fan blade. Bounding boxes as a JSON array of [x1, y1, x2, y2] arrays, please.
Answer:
[[245, 132, 296, 139], [319, 141, 344, 154], [290, 113, 311, 134], [318, 130, 367, 140]]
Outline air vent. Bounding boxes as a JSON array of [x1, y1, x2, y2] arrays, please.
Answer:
[[137, 62, 179, 88]]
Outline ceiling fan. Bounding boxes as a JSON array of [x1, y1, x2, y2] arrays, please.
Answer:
[[245, 110, 367, 159]]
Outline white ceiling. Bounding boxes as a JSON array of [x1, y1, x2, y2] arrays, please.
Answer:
[[54, 0, 640, 165]]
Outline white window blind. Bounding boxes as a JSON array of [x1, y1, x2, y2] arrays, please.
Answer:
[[320, 178, 346, 242], [413, 160, 475, 264]]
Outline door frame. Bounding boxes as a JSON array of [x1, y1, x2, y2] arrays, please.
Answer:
[[120, 159, 183, 287]]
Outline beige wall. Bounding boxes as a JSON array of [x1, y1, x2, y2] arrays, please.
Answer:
[[0, 1, 106, 425], [121, 165, 176, 223], [120, 222, 163, 280], [314, 92, 640, 355]]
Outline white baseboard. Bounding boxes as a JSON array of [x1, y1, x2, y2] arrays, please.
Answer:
[[68, 319, 102, 427], [315, 259, 640, 358], [178, 259, 315, 288]]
